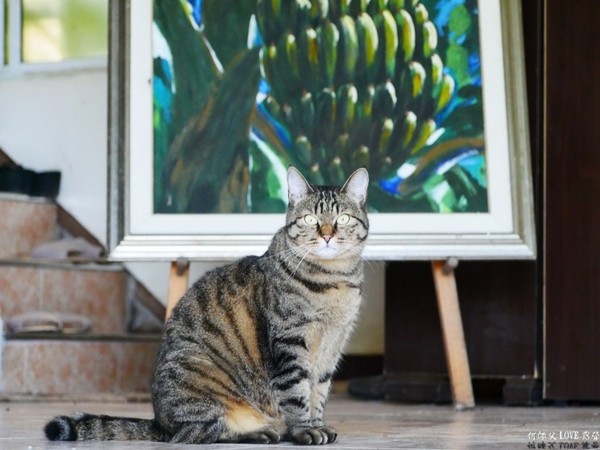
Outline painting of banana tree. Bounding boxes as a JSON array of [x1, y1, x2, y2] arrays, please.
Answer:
[[108, 0, 536, 260], [153, 0, 486, 214]]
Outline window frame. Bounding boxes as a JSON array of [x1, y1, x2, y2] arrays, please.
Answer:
[[1, 0, 107, 78]]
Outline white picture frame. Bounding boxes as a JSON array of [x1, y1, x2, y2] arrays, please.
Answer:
[[108, 0, 536, 261]]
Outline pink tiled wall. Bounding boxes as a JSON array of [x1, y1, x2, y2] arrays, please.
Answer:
[[2, 340, 160, 396], [0, 266, 127, 334], [0, 198, 57, 258], [0, 198, 160, 399]]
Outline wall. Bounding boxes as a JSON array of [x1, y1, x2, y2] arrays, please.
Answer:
[[0, 68, 384, 354], [0, 69, 107, 239]]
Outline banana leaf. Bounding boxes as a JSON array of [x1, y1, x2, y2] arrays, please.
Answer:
[[162, 48, 261, 213]]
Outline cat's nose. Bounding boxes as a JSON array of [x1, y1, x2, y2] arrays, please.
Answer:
[[320, 224, 334, 243]]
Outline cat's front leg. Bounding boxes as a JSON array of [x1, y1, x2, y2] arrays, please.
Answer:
[[307, 377, 338, 444], [272, 371, 316, 443], [310, 375, 330, 428], [275, 378, 338, 444], [290, 426, 338, 445], [271, 348, 335, 444]]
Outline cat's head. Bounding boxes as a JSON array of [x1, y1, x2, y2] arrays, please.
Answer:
[[285, 166, 369, 261]]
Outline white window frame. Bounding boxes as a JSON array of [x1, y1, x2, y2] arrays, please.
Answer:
[[0, 0, 107, 78]]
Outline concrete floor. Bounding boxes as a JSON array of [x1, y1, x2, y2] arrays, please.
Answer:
[[1, 395, 599, 449]]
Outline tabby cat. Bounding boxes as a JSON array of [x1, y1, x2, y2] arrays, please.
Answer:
[[45, 166, 369, 445]]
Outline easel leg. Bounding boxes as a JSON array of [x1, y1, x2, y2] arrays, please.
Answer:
[[431, 260, 475, 410], [166, 257, 190, 320]]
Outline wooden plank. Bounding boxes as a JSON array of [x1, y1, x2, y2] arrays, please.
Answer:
[[165, 258, 190, 320], [544, 0, 600, 400], [384, 261, 537, 377], [431, 260, 475, 410]]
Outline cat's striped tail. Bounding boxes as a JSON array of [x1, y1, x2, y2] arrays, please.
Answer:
[[44, 413, 164, 441]]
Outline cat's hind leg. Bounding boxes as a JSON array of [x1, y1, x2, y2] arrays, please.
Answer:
[[168, 421, 282, 445], [168, 418, 225, 444], [219, 401, 283, 443]]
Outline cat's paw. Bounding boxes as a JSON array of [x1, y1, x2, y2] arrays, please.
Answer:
[[239, 427, 281, 444], [291, 426, 338, 445]]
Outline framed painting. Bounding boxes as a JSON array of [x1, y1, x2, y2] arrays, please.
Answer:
[[108, 0, 536, 260]]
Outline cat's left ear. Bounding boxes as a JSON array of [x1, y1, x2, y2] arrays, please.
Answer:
[[341, 168, 369, 206], [288, 166, 314, 206]]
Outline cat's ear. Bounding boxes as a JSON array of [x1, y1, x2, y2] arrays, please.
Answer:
[[341, 168, 369, 206], [288, 166, 314, 206]]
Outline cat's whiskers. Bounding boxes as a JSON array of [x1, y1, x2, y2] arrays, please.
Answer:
[[362, 256, 376, 271], [285, 244, 314, 277], [292, 245, 314, 275], [271, 243, 313, 281], [336, 242, 370, 267]]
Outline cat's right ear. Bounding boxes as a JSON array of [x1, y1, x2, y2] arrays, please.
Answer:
[[288, 166, 313, 206]]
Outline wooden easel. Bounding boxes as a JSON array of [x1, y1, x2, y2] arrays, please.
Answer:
[[164, 256, 474, 410], [166, 257, 190, 320], [431, 258, 475, 410]]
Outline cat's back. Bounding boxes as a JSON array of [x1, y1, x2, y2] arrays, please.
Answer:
[[196, 255, 264, 304], [166, 255, 266, 335], [154, 255, 270, 379], [155, 255, 272, 393]]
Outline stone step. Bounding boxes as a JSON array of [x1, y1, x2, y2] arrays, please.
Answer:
[[0, 260, 129, 335], [0, 195, 58, 259], [1, 334, 160, 398], [0, 188, 165, 400]]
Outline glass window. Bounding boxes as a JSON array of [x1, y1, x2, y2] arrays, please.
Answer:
[[21, 0, 107, 63]]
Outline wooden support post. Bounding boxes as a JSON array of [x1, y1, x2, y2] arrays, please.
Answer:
[[166, 257, 190, 320], [431, 259, 475, 410]]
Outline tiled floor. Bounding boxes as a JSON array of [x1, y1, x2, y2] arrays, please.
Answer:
[[1, 395, 599, 449]]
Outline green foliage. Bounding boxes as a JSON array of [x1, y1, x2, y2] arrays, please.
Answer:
[[153, 0, 487, 214], [21, 0, 107, 62], [202, 0, 256, 69]]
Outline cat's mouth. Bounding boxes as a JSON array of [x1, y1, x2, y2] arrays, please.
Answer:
[[296, 236, 361, 261], [311, 239, 356, 260], [314, 246, 339, 259]]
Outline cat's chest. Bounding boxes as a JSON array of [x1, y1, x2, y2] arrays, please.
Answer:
[[314, 282, 362, 324], [303, 285, 362, 370]]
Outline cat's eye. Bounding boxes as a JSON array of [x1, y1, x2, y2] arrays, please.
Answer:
[[336, 214, 351, 225], [304, 214, 318, 226]]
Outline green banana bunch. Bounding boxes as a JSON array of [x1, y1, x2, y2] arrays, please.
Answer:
[[257, 0, 454, 182]]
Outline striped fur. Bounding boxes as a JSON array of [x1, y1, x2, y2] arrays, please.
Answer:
[[45, 167, 369, 445]]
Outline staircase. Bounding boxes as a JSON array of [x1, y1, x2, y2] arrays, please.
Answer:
[[0, 194, 163, 400]]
